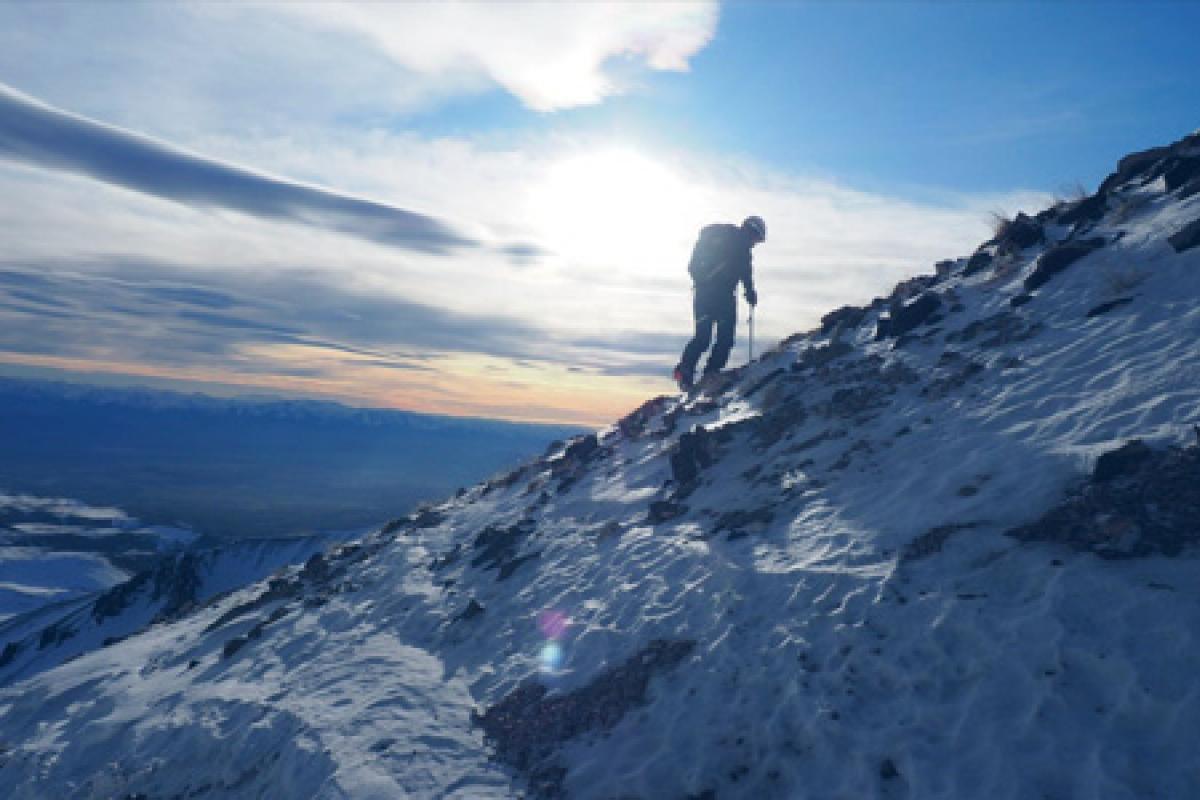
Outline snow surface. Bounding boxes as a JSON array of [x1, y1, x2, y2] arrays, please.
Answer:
[[2, 149, 1200, 798]]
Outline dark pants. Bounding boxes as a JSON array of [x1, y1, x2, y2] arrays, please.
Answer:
[[678, 290, 736, 379]]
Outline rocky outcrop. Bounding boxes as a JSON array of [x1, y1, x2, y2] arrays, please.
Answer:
[[1024, 237, 1107, 291], [474, 639, 696, 798], [875, 292, 942, 340], [1008, 440, 1200, 558], [1169, 218, 1200, 253]]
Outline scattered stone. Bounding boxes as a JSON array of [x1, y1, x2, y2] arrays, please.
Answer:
[[1098, 144, 1172, 195], [876, 292, 942, 340], [820, 305, 867, 335], [617, 395, 672, 440], [901, 523, 979, 562], [0, 642, 21, 669], [1024, 237, 1107, 291], [1085, 297, 1134, 318], [474, 638, 696, 798], [880, 758, 900, 780], [670, 426, 715, 489], [741, 368, 785, 400], [715, 507, 774, 540], [1009, 441, 1200, 558], [994, 212, 1044, 254], [472, 519, 539, 580], [1168, 218, 1200, 253], [1163, 156, 1200, 192], [369, 738, 396, 753], [796, 340, 853, 370], [647, 499, 687, 524], [1057, 193, 1107, 227], [455, 598, 486, 623], [1092, 439, 1153, 483], [947, 312, 1041, 348], [963, 247, 994, 277]]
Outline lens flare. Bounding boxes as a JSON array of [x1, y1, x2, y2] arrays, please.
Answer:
[[539, 641, 565, 673], [538, 609, 570, 640]]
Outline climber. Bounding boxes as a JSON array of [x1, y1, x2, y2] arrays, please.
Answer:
[[673, 215, 765, 392]]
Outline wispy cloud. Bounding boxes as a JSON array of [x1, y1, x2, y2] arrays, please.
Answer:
[[0, 83, 476, 254], [274, 2, 719, 112], [0, 79, 1050, 424]]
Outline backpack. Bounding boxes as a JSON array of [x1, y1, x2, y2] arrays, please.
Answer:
[[687, 224, 741, 286]]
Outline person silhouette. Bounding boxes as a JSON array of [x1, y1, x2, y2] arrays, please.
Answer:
[[674, 215, 765, 391]]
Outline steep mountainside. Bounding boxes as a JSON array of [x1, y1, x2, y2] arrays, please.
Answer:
[[0, 528, 357, 688], [1, 132, 1199, 799]]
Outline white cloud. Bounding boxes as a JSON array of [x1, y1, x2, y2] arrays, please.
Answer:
[[272, 1, 719, 111]]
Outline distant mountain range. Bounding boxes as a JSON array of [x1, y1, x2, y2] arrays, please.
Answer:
[[0, 378, 583, 537]]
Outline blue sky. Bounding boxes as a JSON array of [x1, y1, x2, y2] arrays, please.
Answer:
[[0, 1, 1196, 424], [401, 2, 1200, 193]]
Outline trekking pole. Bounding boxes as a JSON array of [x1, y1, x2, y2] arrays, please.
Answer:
[[748, 306, 755, 363]]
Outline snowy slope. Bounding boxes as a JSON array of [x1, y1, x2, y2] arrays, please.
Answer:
[[0, 492, 199, 624], [1, 134, 1200, 799], [0, 530, 359, 688]]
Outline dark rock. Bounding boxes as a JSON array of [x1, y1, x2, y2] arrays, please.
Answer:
[[647, 500, 687, 524], [1098, 144, 1172, 195], [617, 395, 670, 440], [1093, 440, 1153, 483], [1009, 441, 1200, 558], [91, 572, 151, 622], [412, 508, 447, 528], [1168, 218, 1200, 253], [473, 638, 696, 789], [1010, 293, 1033, 308], [881, 758, 900, 780], [430, 544, 461, 571], [205, 575, 300, 633], [902, 523, 980, 561], [1057, 193, 1107, 227], [222, 634, 250, 660], [1085, 297, 1134, 318], [300, 553, 330, 583], [472, 519, 539, 580], [741, 368, 785, 400], [1164, 156, 1200, 192], [670, 426, 714, 487], [1024, 238, 1106, 291], [379, 519, 406, 535], [820, 305, 867, 335], [0, 642, 22, 669], [963, 248, 994, 277], [456, 599, 485, 622], [876, 292, 942, 340], [948, 312, 1041, 348], [562, 433, 599, 462], [995, 212, 1044, 253], [715, 507, 774, 540], [1180, 177, 1200, 201], [797, 340, 852, 369]]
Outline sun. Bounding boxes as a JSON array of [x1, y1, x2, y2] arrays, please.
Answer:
[[528, 147, 703, 273]]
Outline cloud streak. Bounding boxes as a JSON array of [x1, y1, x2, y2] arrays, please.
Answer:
[[0, 83, 476, 254], [276, 2, 719, 112]]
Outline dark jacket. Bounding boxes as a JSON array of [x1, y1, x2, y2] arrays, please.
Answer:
[[687, 223, 755, 297]]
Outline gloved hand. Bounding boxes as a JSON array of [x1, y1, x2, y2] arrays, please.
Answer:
[[745, 287, 758, 307]]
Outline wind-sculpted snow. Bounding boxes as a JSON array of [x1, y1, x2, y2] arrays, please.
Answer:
[[3, 134, 1200, 798]]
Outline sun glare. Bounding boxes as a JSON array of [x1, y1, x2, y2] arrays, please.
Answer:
[[529, 148, 702, 272]]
